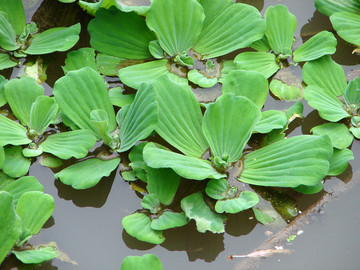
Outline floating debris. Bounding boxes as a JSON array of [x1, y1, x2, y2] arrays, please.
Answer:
[[228, 247, 293, 260]]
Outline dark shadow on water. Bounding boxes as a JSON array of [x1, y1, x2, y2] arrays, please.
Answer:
[[0, 255, 58, 270], [301, 109, 328, 134], [122, 229, 157, 251], [43, 216, 55, 229], [225, 209, 257, 237], [236, 0, 264, 11]]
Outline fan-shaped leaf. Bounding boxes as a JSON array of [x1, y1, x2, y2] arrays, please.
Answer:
[[2, 146, 31, 178], [0, 12, 19, 51], [222, 70, 269, 108], [215, 191, 259, 214], [0, 115, 30, 146], [331, 12, 360, 47], [328, 148, 354, 176], [0, 0, 25, 35], [344, 77, 360, 108], [202, 94, 261, 165], [109, 87, 135, 107], [254, 110, 288, 134], [146, 0, 204, 56], [205, 178, 229, 200], [90, 109, 112, 146], [13, 247, 58, 264], [129, 142, 148, 182], [250, 35, 271, 52], [141, 194, 161, 214], [62, 47, 97, 74], [193, 2, 265, 58], [88, 8, 154, 59], [187, 69, 217, 88], [151, 212, 189, 231], [315, 0, 360, 16], [4, 77, 43, 125], [54, 158, 120, 189], [293, 31, 337, 63], [234, 52, 279, 78], [239, 135, 333, 187], [149, 40, 164, 59], [0, 53, 17, 70], [350, 126, 360, 139], [39, 130, 97, 159], [302, 55, 347, 97], [143, 143, 225, 180], [121, 254, 163, 270], [311, 123, 353, 149], [269, 79, 303, 101]]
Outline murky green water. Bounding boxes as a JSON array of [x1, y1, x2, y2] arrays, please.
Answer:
[[1, 0, 359, 269]]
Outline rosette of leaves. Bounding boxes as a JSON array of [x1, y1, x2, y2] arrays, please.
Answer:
[[315, 0, 360, 53], [0, 0, 80, 70], [303, 55, 360, 141], [87, 0, 265, 89], [0, 177, 57, 265], [52, 67, 158, 189]]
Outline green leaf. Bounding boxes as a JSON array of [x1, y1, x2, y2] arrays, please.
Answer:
[[0, 145, 3, 168], [141, 194, 161, 214], [219, 60, 236, 83], [265, 5, 296, 57], [285, 101, 304, 122], [149, 40, 164, 59], [2, 146, 31, 178], [39, 130, 97, 159], [2, 176, 43, 206], [193, 2, 265, 58], [350, 126, 360, 139], [293, 31, 337, 63], [146, 168, 180, 205], [90, 109, 113, 146], [143, 143, 225, 180], [234, 52, 279, 78], [4, 77, 43, 125], [0, 191, 21, 263], [215, 191, 259, 214], [122, 213, 165, 244], [250, 35, 271, 52], [0, 12, 19, 51], [22, 147, 43, 158], [222, 70, 269, 108], [28, 96, 58, 136], [13, 247, 58, 264], [39, 155, 64, 169], [315, 0, 360, 17], [0, 172, 14, 189], [109, 87, 135, 107], [344, 77, 360, 108], [0, 53, 18, 70], [254, 110, 288, 134], [269, 79, 303, 101], [252, 207, 275, 225], [118, 60, 169, 90], [121, 254, 163, 270], [0, 0, 25, 35], [150, 212, 189, 231], [121, 170, 137, 181], [54, 158, 120, 189], [302, 55, 347, 97], [53, 67, 116, 138], [239, 135, 333, 187], [0, 115, 31, 146], [118, 83, 158, 152], [146, 0, 204, 56], [96, 53, 125, 76], [24, 23, 80, 55], [328, 148, 354, 176], [88, 7, 154, 59], [62, 47, 97, 74], [174, 51, 194, 67], [181, 192, 226, 233], [129, 142, 148, 182], [311, 123, 353, 149], [293, 182, 324, 194], [205, 179, 229, 200], [202, 94, 261, 165], [16, 191, 54, 242], [187, 69, 217, 88], [151, 75, 209, 158], [304, 85, 350, 122]]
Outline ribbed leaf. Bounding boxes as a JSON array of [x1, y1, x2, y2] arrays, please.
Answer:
[[234, 52, 279, 78], [118, 83, 158, 152], [24, 23, 80, 55], [345, 77, 360, 107], [96, 53, 125, 76], [0, 115, 31, 146], [141, 194, 161, 214], [202, 94, 262, 165], [28, 96, 58, 136], [304, 85, 350, 122], [54, 158, 120, 189], [149, 40, 164, 59], [193, 2, 265, 58], [293, 31, 337, 63], [265, 5, 296, 57], [302, 55, 347, 97], [53, 67, 116, 139], [39, 130, 97, 159], [0, 12, 19, 51], [187, 69, 217, 88], [146, 0, 204, 56], [90, 109, 112, 145], [311, 123, 353, 149], [16, 191, 54, 242], [2, 146, 31, 178], [143, 143, 225, 180], [205, 178, 229, 200], [88, 7, 154, 59], [0, 191, 21, 263], [315, 0, 360, 16], [269, 79, 303, 101], [0, 0, 25, 35], [151, 75, 209, 158], [0, 52, 18, 70], [328, 148, 354, 176], [250, 35, 271, 52], [215, 191, 259, 214], [62, 47, 97, 74], [121, 254, 163, 270], [239, 135, 333, 187], [4, 77, 43, 125], [109, 87, 135, 107], [254, 110, 288, 134], [350, 126, 360, 139], [181, 192, 226, 233], [150, 212, 188, 231], [122, 213, 165, 244], [0, 145, 3, 168], [222, 70, 268, 108], [197, 0, 233, 29], [13, 248, 58, 264], [146, 168, 180, 205], [331, 12, 360, 47], [2, 176, 43, 206]]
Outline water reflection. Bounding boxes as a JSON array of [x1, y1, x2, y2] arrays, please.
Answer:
[[225, 209, 257, 237]]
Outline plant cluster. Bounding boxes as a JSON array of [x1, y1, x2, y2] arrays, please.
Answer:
[[0, 0, 358, 268]]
